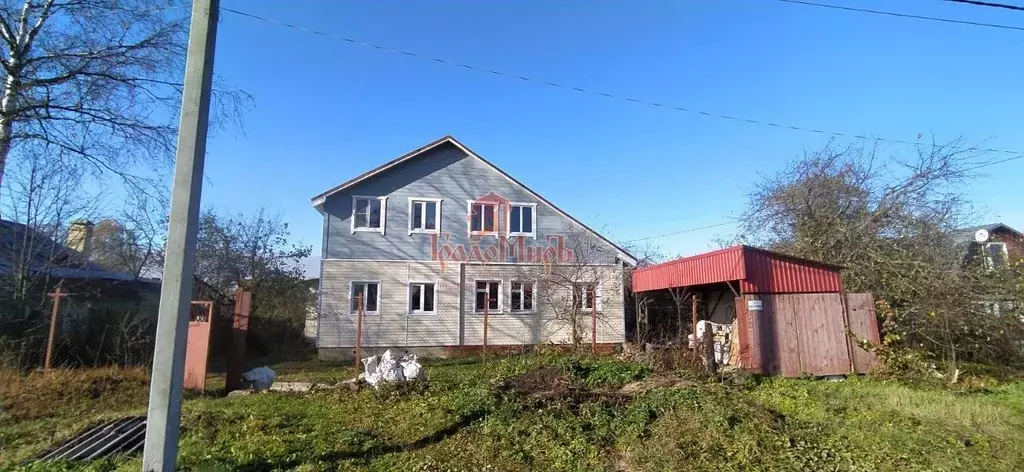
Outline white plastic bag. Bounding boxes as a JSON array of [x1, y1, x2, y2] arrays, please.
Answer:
[[399, 355, 421, 381], [361, 350, 423, 387], [242, 366, 276, 391]]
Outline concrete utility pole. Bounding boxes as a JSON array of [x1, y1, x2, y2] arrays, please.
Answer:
[[141, 0, 219, 470]]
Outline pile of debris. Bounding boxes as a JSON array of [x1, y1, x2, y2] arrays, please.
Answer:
[[359, 350, 424, 387]]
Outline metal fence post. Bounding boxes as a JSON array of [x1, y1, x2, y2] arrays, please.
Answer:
[[355, 294, 364, 371]]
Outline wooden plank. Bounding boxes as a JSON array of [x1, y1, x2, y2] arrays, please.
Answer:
[[776, 294, 801, 377], [845, 293, 879, 373]]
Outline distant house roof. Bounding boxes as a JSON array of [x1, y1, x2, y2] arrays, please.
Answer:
[[952, 222, 1022, 245], [0, 219, 139, 281], [309, 135, 637, 266]]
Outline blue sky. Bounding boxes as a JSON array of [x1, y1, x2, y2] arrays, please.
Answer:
[[201, 0, 1024, 274]]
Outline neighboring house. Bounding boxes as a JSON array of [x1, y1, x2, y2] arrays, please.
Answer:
[[0, 218, 161, 330], [954, 223, 1023, 270], [311, 136, 636, 360]]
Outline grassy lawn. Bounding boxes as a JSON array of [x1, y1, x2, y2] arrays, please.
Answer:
[[2, 354, 1023, 471]]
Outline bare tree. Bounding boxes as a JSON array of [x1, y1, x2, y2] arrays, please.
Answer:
[[90, 191, 167, 278], [0, 143, 99, 317], [0, 0, 249, 197], [514, 224, 626, 351], [736, 138, 1024, 370]]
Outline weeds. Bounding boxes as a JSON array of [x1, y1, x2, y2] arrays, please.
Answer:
[[3, 355, 1024, 471]]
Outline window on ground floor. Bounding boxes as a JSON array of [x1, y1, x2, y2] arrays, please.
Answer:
[[572, 282, 600, 311], [408, 282, 436, 314], [475, 280, 501, 313], [510, 281, 535, 313], [350, 281, 380, 314]]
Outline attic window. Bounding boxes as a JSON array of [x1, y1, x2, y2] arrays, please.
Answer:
[[352, 196, 386, 234], [985, 242, 1008, 270], [469, 203, 497, 234]]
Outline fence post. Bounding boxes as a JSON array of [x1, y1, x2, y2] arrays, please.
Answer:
[[483, 298, 490, 363], [355, 294, 364, 372], [44, 285, 67, 370], [226, 291, 251, 392], [591, 294, 597, 354], [691, 294, 699, 356]]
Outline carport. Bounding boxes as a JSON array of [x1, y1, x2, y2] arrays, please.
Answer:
[[632, 245, 879, 376]]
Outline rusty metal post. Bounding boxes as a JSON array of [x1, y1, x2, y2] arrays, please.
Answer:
[[483, 298, 490, 363], [691, 294, 699, 355], [44, 285, 66, 370], [355, 294, 364, 371], [226, 290, 251, 392], [591, 294, 597, 354]]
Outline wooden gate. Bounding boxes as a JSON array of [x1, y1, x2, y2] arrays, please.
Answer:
[[736, 292, 878, 376]]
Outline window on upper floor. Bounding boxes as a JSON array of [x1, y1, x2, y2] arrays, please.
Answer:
[[469, 203, 497, 234], [350, 281, 380, 314], [985, 242, 1008, 270], [510, 281, 535, 313], [508, 203, 537, 238], [352, 196, 386, 234], [474, 280, 501, 313], [409, 198, 441, 234], [408, 282, 436, 314], [572, 282, 601, 312]]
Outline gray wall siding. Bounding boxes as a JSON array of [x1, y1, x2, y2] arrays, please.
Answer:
[[318, 260, 625, 348], [321, 143, 620, 264]]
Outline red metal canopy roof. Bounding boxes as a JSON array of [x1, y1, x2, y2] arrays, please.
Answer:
[[632, 245, 843, 294]]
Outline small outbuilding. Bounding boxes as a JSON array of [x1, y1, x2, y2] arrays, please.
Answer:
[[632, 245, 879, 377]]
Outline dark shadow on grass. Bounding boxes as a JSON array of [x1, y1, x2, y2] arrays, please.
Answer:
[[248, 409, 490, 471]]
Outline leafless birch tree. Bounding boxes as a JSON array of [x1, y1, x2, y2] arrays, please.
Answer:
[[0, 0, 248, 198]]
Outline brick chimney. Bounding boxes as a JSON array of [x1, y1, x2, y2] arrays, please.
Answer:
[[66, 219, 95, 255]]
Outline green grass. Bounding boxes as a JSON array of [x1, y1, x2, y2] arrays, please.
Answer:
[[2, 355, 1023, 471]]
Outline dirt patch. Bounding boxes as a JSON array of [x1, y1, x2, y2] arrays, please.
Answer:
[[495, 366, 631, 408], [619, 375, 697, 395]]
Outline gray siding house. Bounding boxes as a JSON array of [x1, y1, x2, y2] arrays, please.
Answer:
[[311, 136, 636, 360]]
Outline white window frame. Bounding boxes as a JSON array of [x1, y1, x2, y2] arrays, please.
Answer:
[[984, 242, 1009, 270], [473, 279, 502, 314], [407, 197, 443, 235], [351, 196, 388, 235], [509, 280, 537, 314], [573, 282, 602, 312], [407, 281, 438, 315], [349, 280, 382, 315], [466, 201, 499, 237], [507, 202, 538, 238]]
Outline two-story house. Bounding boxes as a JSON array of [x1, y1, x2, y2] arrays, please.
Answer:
[[310, 136, 636, 360]]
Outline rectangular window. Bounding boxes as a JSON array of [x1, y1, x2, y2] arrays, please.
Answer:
[[352, 196, 385, 233], [475, 280, 500, 313], [408, 282, 436, 314], [350, 281, 380, 314], [985, 242, 1008, 270], [573, 283, 599, 311], [409, 198, 441, 234], [508, 204, 536, 237], [470, 203, 497, 233], [510, 281, 535, 313]]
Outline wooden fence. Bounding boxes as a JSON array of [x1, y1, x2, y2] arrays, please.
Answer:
[[736, 292, 879, 376]]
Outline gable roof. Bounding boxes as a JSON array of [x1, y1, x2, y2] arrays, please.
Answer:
[[0, 219, 140, 281], [310, 135, 637, 266], [953, 222, 1022, 245]]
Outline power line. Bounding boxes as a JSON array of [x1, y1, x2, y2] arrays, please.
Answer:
[[945, 0, 1024, 12], [219, 6, 1024, 161], [623, 221, 739, 243], [764, 0, 1024, 32]]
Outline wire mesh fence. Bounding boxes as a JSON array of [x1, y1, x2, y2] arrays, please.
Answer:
[[0, 306, 157, 374]]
